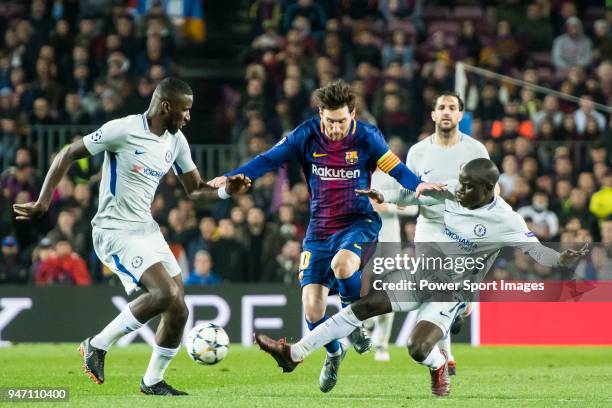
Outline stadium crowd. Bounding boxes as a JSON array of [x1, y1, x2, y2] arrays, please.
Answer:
[[0, 0, 611, 286]]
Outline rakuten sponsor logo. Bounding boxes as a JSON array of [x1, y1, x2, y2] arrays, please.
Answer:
[[311, 164, 360, 180]]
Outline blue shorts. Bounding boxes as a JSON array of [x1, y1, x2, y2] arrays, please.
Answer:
[[299, 216, 381, 289]]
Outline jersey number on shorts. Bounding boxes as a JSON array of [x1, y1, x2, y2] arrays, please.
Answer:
[[299, 251, 311, 271]]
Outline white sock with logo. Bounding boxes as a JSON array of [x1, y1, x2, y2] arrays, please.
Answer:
[[90, 305, 144, 351], [420, 345, 446, 370], [143, 344, 181, 387], [291, 306, 362, 362]]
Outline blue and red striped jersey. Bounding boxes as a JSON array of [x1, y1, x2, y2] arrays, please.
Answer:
[[226, 116, 421, 241]]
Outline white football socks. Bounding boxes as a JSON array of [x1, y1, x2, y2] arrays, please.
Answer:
[[90, 305, 144, 351], [437, 334, 453, 360], [143, 344, 180, 386], [291, 306, 362, 362], [420, 345, 446, 370]]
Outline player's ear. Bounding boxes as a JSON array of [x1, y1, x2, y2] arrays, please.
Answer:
[[350, 109, 356, 119], [162, 100, 170, 114]]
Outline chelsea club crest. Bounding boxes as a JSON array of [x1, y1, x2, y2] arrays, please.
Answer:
[[473, 224, 487, 237]]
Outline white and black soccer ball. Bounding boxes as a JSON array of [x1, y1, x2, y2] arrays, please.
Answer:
[[185, 323, 229, 365]]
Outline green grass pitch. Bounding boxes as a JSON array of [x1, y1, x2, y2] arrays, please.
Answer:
[[1, 344, 611, 407]]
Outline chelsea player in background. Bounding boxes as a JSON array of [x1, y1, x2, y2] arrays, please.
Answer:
[[209, 80, 443, 392]]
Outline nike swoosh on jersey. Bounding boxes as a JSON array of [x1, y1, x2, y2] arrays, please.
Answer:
[[135, 150, 146, 155], [312, 152, 328, 157], [423, 169, 433, 174]]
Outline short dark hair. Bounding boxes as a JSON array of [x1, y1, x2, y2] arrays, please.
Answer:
[[463, 158, 499, 186], [156, 77, 193, 101], [432, 91, 464, 111], [312, 79, 356, 112]]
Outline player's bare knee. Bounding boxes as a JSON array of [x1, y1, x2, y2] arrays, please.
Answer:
[[408, 341, 431, 362], [151, 282, 180, 312], [304, 305, 325, 323], [331, 259, 357, 279], [171, 300, 189, 325]]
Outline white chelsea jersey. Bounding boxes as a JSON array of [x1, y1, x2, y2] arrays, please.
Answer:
[[383, 180, 562, 270], [406, 133, 489, 240], [83, 114, 197, 231]]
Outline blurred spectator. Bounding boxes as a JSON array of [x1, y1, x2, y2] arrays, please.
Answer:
[[282, 0, 326, 37], [34, 240, 91, 285], [552, 17, 592, 71], [518, 191, 559, 240], [209, 218, 247, 282], [275, 239, 301, 284], [46, 209, 88, 258], [0, 147, 40, 203], [241, 207, 281, 282], [0, 235, 29, 283], [184, 250, 221, 285], [58, 91, 91, 125], [589, 171, 612, 222], [517, 2, 553, 52], [533, 95, 563, 131], [573, 95, 606, 135], [186, 216, 216, 264]]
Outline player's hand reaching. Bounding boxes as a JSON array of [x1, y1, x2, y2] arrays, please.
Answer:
[[355, 188, 384, 204], [559, 243, 590, 267], [415, 182, 446, 198], [13, 201, 48, 221], [207, 175, 227, 189], [226, 174, 252, 195]]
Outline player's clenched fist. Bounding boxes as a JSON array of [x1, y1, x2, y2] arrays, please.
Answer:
[[355, 188, 385, 204], [13, 201, 49, 221], [226, 174, 252, 195]]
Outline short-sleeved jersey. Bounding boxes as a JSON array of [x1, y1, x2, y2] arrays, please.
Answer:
[[406, 133, 489, 235], [370, 169, 401, 242], [227, 116, 421, 241], [83, 114, 197, 231], [384, 180, 561, 272]]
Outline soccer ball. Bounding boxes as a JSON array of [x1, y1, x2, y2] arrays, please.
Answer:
[[185, 323, 229, 365]]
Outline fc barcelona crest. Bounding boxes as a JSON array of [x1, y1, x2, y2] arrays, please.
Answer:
[[345, 151, 358, 164]]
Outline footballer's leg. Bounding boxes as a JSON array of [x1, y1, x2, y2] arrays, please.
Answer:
[[331, 249, 372, 354], [255, 289, 393, 373], [302, 283, 347, 392], [136, 270, 188, 396], [408, 302, 467, 397]]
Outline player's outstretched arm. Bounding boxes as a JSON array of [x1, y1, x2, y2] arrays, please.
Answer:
[[13, 139, 91, 220], [179, 171, 251, 200], [355, 187, 449, 206], [516, 240, 590, 267], [208, 132, 299, 189]]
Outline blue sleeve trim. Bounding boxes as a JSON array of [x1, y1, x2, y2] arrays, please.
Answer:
[[173, 161, 184, 175], [109, 152, 117, 195]]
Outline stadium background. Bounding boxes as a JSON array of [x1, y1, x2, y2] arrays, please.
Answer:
[[0, 0, 611, 346]]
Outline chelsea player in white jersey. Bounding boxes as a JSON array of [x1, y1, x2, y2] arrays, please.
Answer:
[[406, 91, 490, 374], [253, 158, 588, 397], [14, 78, 250, 395]]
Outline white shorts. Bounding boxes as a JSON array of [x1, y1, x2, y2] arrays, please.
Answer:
[[92, 226, 182, 295], [389, 299, 466, 335], [415, 301, 468, 336]]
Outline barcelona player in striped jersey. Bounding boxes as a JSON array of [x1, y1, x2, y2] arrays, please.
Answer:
[[209, 80, 443, 392]]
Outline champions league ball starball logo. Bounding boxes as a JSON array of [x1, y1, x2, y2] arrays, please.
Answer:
[[474, 224, 487, 237], [132, 256, 143, 268], [90, 129, 102, 142]]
